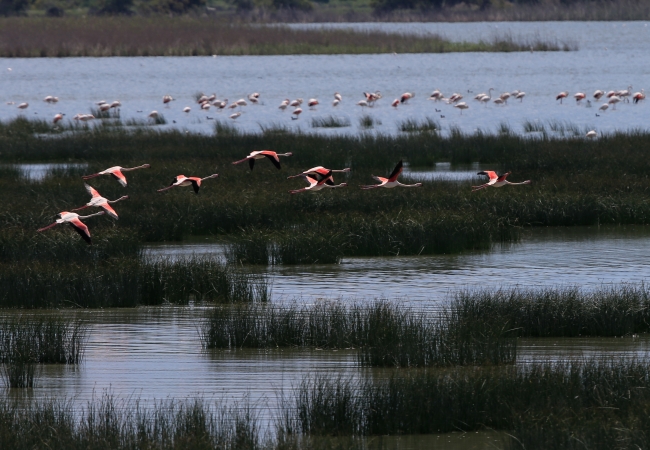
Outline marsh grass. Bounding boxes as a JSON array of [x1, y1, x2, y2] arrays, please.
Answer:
[[452, 285, 650, 338], [358, 115, 379, 129], [283, 358, 650, 437], [202, 301, 516, 368], [311, 116, 351, 128], [398, 117, 439, 133], [0, 393, 268, 449], [89, 107, 119, 120], [0, 316, 88, 388], [0, 257, 267, 308], [522, 120, 545, 133], [0, 18, 571, 58]]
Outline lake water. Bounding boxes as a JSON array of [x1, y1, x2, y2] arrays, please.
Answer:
[[2, 22, 648, 137], [146, 225, 650, 305]]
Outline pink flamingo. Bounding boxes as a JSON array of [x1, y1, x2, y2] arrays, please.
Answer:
[[233, 151, 293, 170], [289, 171, 347, 194], [157, 174, 219, 194], [72, 184, 129, 219], [360, 160, 422, 190], [37, 211, 105, 244], [82, 164, 150, 187], [472, 171, 531, 192]]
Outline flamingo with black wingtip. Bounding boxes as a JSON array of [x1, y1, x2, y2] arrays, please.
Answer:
[[360, 160, 423, 190], [82, 164, 150, 187], [472, 171, 531, 192], [72, 184, 129, 219], [157, 174, 219, 194], [37, 211, 105, 244], [232, 150, 293, 170], [287, 166, 350, 179], [289, 171, 347, 194]]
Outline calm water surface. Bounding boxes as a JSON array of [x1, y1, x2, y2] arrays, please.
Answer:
[[2, 22, 648, 137], [147, 226, 650, 304]]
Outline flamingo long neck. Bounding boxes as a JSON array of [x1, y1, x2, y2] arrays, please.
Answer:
[[201, 174, 218, 181], [123, 165, 148, 171], [78, 211, 105, 219], [397, 181, 422, 188], [505, 181, 531, 186], [108, 196, 129, 203]]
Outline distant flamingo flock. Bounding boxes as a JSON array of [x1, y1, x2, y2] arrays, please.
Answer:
[[7, 85, 644, 128]]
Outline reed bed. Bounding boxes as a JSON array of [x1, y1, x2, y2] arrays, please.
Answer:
[[358, 115, 379, 129], [0, 315, 88, 387], [451, 285, 650, 338], [202, 301, 516, 368], [0, 257, 267, 308], [0, 17, 570, 58], [282, 358, 650, 437], [398, 117, 439, 133]]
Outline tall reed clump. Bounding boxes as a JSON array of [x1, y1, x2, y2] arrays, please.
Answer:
[[0, 393, 267, 449], [282, 358, 650, 437], [0, 257, 267, 308], [0, 316, 88, 388], [398, 118, 439, 133], [202, 301, 516, 368], [450, 285, 650, 337], [311, 116, 351, 128]]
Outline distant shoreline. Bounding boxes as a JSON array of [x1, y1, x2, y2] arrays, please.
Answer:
[[0, 17, 574, 57]]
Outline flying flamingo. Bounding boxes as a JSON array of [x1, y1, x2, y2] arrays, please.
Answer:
[[287, 166, 351, 179], [37, 211, 105, 244], [289, 171, 347, 194], [72, 184, 129, 219], [556, 91, 568, 104], [472, 171, 531, 192], [82, 164, 150, 187], [360, 160, 423, 190], [157, 174, 219, 194], [232, 150, 293, 170]]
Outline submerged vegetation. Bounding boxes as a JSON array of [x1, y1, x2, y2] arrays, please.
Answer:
[[0, 17, 573, 58], [202, 301, 516, 367]]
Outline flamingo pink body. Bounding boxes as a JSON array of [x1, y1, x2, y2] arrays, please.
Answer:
[[288, 166, 350, 179], [37, 211, 105, 244], [233, 150, 292, 170], [472, 171, 532, 192], [72, 184, 129, 219], [158, 174, 219, 194], [289, 171, 347, 194], [82, 164, 150, 187], [360, 160, 423, 190]]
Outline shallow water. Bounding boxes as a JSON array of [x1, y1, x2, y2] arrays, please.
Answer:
[[146, 225, 650, 305], [1, 22, 648, 137], [8, 163, 88, 180]]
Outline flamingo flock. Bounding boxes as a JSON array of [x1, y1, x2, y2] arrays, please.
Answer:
[[36, 148, 531, 244], [557, 87, 645, 112]]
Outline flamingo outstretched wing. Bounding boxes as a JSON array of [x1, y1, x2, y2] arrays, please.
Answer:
[[387, 160, 403, 182], [84, 183, 102, 198], [262, 152, 282, 170], [69, 218, 92, 244], [100, 203, 119, 220], [111, 170, 127, 187]]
